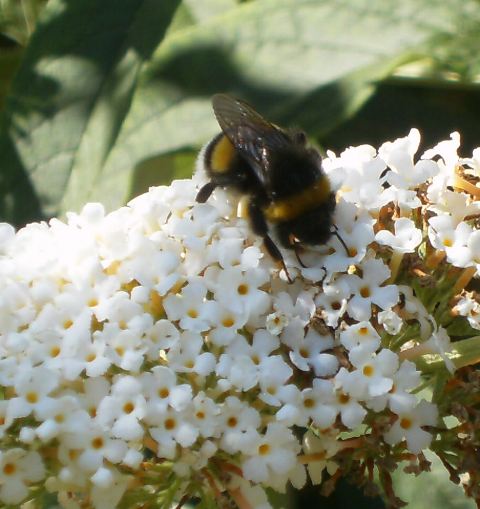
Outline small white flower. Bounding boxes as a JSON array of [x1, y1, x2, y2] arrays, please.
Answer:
[[190, 392, 220, 438], [424, 131, 461, 203], [96, 376, 147, 441], [315, 279, 350, 327], [216, 330, 280, 391], [90, 469, 129, 509], [428, 216, 473, 268], [335, 347, 398, 400], [266, 311, 289, 335], [289, 328, 338, 377], [228, 477, 272, 509], [339, 321, 381, 352], [143, 319, 179, 360], [302, 430, 340, 484], [328, 145, 388, 211], [242, 423, 301, 491], [323, 202, 375, 273], [299, 378, 338, 428], [455, 294, 480, 330], [219, 396, 261, 454], [376, 218, 423, 253], [149, 407, 198, 459], [35, 395, 90, 442], [7, 367, 60, 422], [343, 258, 399, 321], [164, 280, 215, 333], [380, 128, 438, 189], [331, 389, 367, 429], [378, 309, 403, 335], [208, 304, 248, 346], [213, 266, 271, 316], [258, 356, 293, 406], [0, 449, 45, 505], [141, 366, 192, 416], [384, 400, 438, 453], [461, 146, 480, 177], [63, 423, 128, 472], [368, 360, 421, 413], [424, 326, 455, 373], [166, 331, 216, 376]]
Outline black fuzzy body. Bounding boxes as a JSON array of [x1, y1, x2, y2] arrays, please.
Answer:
[[196, 94, 337, 279]]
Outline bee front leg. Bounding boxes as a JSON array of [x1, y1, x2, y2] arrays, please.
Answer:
[[248, 199, 293, 283], [196, 181, 217, 203]]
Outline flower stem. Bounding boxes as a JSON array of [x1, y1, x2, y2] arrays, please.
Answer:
[[388, 250, 404, 284], [453, 267, 476, 294], [405, 336, 480, 372], [228, 487, 254, 509], [454, 173, 480, 199]]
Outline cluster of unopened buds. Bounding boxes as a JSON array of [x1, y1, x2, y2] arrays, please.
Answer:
[[0, 129, 479, 508]]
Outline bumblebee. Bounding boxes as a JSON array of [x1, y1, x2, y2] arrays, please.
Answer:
[[196, 94, 339, 281]]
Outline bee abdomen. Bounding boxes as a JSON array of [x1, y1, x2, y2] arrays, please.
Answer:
[[263, 177, 332, 223]]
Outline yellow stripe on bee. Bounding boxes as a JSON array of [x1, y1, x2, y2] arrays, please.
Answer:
[[264, 178, 331, 222], [210, 135, 235, 173]]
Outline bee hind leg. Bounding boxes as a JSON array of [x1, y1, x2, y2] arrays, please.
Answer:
[[248, 199, 293, 283], [263, 235, 293, 284], [196, 181, 217, 203]]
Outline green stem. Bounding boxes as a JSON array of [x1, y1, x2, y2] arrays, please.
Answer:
[[412, 335, 480, 373], [387, 250, 404, 284]]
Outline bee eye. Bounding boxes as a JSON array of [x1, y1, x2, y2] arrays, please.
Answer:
[[293, 131, 307, 145], [307, 148, 322, 163]]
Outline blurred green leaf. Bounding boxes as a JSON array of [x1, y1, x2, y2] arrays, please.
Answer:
[[182, 0, 238, 23], [2, 0, 480, 222], [323, 78, 480, 157], [129, 150, 197, 199], [0, 0, 181, 225], [152, 2, 239, 53], [392, 452, 475, 509], [96, 0, 469, 211], [0, 0, 47, 46], [0, 45, 23, 109], [429, 8, 480, 81]]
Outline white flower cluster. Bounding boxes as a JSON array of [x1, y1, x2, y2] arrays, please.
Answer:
[[0, 129, 478, 508]]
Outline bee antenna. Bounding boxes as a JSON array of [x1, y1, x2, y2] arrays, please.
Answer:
[[332, 225, 349, 255]]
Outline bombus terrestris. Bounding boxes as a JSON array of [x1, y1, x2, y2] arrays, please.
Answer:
[[196, 93, 339, 281]]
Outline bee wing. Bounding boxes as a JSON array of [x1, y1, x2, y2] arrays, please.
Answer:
[[212, 94, 290, 186]]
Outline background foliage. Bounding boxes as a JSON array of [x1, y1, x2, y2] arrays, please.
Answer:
[[0, 0, 479, 507]]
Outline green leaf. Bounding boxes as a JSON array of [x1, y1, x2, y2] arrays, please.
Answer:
[[3, 0, 479, 221], [129, 150, 197, 199], [0, 46, 23, 110], [95, 0, 467, 211], [0, 0, 181, 224], [446, 316, 479, 338]]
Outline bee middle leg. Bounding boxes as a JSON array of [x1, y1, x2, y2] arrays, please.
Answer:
[[248, 199, 292, 283], [331, 225, 349, 254], [293, 242, 307, 268]]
